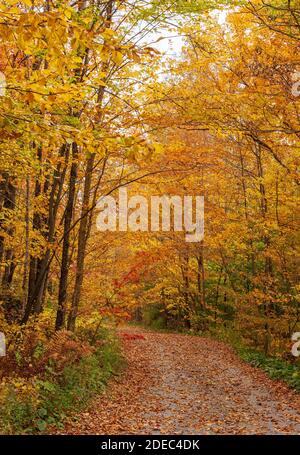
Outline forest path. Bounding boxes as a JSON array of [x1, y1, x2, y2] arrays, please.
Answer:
[[61, 327, 300, 435]]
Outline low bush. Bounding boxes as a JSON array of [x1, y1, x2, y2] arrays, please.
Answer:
[[0, 317, 122, 434], [208, 325, 300, 392], [238, 349, 300, 392]]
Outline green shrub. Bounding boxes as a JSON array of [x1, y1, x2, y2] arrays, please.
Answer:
[[209, 325, 300, 392], [238, 349, 300, 392], [0, 330, 122, 434], [142, 304, 167, 329]]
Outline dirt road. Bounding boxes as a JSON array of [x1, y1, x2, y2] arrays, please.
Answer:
[[61, 328, 300, 435]]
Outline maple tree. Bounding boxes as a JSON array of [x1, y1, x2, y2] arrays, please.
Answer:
[[126, 2, 300, 357]]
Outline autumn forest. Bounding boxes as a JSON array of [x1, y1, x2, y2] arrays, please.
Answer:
[[0, 0, 299, 437]]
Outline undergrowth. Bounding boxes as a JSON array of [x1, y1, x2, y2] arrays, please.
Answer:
[[0, 320, 123, 434]]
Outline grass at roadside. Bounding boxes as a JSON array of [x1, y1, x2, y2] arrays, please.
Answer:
[[0, 327, 124, 434], [237, 349, 300, 392], [208, 326, 300, 392]]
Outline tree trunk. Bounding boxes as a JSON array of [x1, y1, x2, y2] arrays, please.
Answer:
[[55, 143, 78, 330], [22, 145, 69, 323], [0, 173, 16, 286], [68, 153, 95, 331]]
